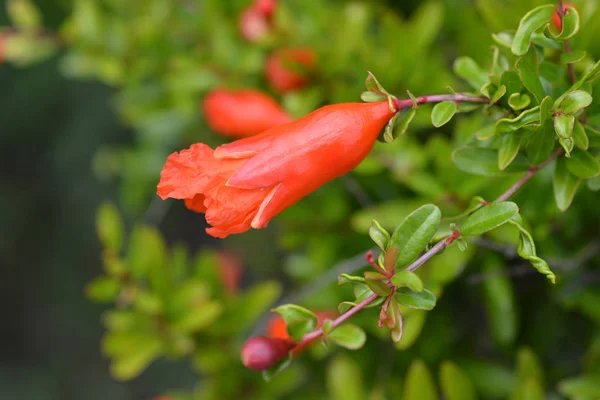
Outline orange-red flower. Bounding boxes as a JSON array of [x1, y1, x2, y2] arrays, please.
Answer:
[[202, 89, 292, 138], [157, 101, 396, 238], [265, 48, 317, 93]]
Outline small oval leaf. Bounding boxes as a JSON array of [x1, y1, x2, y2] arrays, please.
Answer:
[[431, 101, 458, 128], [329, 324, 366, 350], [390, 204, 442, 269], [460, 202, 519, 236]]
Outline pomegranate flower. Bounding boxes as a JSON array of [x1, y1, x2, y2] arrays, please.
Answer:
[[157, 101, 397, 238]]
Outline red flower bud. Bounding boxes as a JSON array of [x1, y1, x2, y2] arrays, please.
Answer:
[[157, 101, 396, 238], [202, 89, 292, 138], [265, 48, 317, 93], [552, 3, 576, 31], [241, 336, 295, 371]]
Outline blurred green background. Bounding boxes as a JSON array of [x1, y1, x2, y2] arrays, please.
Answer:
[[2, 0, 600, 399]]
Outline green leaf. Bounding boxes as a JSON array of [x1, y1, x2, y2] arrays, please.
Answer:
[[395, 287, 436, 310], [369, 220, 390, 250], [512, 380, 545, 400], [508, 93, 531, 111], [511, 5, 554, 56], [508, 217, 556, 283], [261, 353, 293, 382], [171, 301, 223, 333], [561, 50, 586, 65], [394, 311, 426, 350], [501, 70, 524, 97], [96, 202, 124, 252], [391, 270, 424, 292], [365, 278, 391, 297], [526, 124, 555, 165], [7, 0, 42, 29], [327, 355, 365, 400], [390, 204, 442, 268], [383, 106, 418, 143], [440, 361, 478, 400], [453, 147, 529, 176], [475, 125, 496, 140], [565, 148, 600, 178], [214, 281, 281, 334], [587, 176, 600, 191], [338, 273, 366, 285], [365, 71, 389, 96], [272, 304, 318, 342], [481, 255, 518, 346], [559, 137, 575, 157], [554, 114, 575, 140], [329, 324, 366, 350], [454, 57, 489, 91], [558, 375, 600, 398], [553, 157, 581, 211], [515, 347, 545, 387], [548, 5, 580, 40], [496, 106, 541, 135], [403, 360, 438, 400], [127, 225, 167, 280], [386, 298, 403, 343], [572, 121, 589, 150], [431, 101, 458, 127], [498, 134, 521, 171], [558, 90, 593, 115], [488, 85, 507, 106], [492, 32, 514, 48], [104, 333, 162, 380], [85, 276, 121, 303], [516, 49, 546, 101], [361, 91, 386, 102], [461, 202, 519, 236]]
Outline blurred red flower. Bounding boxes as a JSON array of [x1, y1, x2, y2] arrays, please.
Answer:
[[265, 48, 317, 93], [202, 89, 292, 138]]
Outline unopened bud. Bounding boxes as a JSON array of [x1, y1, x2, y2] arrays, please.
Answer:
[[241, 336, 295, 371]]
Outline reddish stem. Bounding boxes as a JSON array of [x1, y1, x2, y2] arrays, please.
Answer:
[[393, 93, 488, 111], [556, 0, 577, 85], [494, 148, 563, 202], [294, 234, 457, 348]]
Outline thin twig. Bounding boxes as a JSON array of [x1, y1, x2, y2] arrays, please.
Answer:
[[293, 233, 459, 348], [556, 0, 577, 86], [494, 148, 563, 202]]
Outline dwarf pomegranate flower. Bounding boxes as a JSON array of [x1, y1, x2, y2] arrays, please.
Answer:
[[216, 251, 243, 295], [157, 100, 397, 238], [241, 336, 296, 370], [265, 48, 317, 93], [202, 89, 292, 138]]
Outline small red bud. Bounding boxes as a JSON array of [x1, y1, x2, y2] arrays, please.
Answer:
[[241, 336, 295, 371]]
